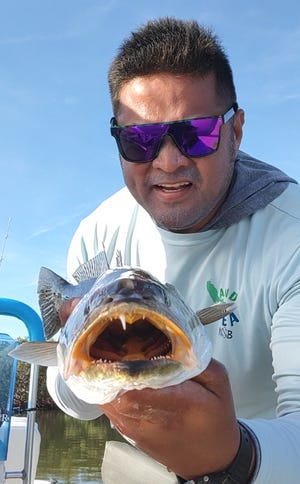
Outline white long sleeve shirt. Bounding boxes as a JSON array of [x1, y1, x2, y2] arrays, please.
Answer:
[[48, 177, 300, 483]]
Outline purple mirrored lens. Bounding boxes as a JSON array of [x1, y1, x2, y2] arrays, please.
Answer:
[[172, 117, 221, 157], [112, 116, 223, 162], [118, 124, 168, 162]]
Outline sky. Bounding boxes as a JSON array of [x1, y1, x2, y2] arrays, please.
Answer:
[[0, 0, 299, 338]]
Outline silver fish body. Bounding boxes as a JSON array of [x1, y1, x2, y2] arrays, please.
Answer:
[[11, 260, 234, 404], [58, 266, 213, 404]]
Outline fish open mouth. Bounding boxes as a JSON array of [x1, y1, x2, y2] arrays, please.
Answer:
[[72, 304, 192, 369], [89, 318, 172, 361]]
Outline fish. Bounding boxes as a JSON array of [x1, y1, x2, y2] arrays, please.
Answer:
[[10, 252, 235, 404]]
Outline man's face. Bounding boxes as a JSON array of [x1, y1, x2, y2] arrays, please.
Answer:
[[116, 73, 244, 233]]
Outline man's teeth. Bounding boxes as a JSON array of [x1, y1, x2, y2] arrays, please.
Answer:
[[158, 182, 190, 189]]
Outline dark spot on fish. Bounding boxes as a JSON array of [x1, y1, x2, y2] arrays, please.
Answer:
[[84, 304, 90, 316], [102, 296, 114, 304], [113, 359, 170, 376]]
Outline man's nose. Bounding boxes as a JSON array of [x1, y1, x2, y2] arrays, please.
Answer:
[[151, 135, 190, 172]]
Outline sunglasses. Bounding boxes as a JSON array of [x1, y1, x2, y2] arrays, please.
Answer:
[[110, 104, 237, 163]]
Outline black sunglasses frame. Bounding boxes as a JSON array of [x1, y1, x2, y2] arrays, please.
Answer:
[[110, 103, 238, 163]]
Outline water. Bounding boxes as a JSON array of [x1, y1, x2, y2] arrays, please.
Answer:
[[35, 410, 124, 484]]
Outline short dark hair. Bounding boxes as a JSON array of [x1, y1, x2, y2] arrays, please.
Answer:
[[108, 17, 237, 115]]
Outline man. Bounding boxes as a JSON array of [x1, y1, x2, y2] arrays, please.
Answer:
[[47, 18, 300, 483]]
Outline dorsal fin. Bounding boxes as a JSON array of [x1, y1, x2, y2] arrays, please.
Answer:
[[72, 251, 110, 283]]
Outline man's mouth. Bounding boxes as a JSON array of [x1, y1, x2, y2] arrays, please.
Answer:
[[155, 182, 191, 192]]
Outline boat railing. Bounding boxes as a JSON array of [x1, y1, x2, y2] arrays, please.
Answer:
[[0, 298, 44, 484]]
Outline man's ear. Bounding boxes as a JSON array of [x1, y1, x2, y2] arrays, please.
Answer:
[[233, 108, 245, 152]]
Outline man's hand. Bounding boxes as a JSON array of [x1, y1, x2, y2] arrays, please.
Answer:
[[99, 358, 240, 480], [59, 298, 81, 325]]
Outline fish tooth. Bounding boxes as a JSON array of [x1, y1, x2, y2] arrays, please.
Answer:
[[120, 313, 127, 331]]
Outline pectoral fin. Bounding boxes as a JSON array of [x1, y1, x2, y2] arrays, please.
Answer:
[[197, 302, 236, 325], [9, 341, 58, 366]]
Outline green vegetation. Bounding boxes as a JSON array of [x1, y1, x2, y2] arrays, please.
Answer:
[[1, 336, 55, 413], [14, 361, 56, 411], [10, 338, 56, 411]]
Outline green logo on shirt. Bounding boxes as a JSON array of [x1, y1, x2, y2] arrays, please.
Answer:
[[206, 281, 239, 339]]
